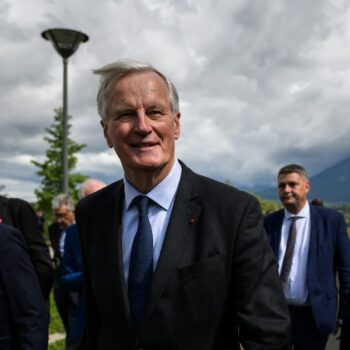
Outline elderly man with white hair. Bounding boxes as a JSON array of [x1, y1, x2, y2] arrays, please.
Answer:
[[76, 59, 290, 350], [50, 193, 76, 348]]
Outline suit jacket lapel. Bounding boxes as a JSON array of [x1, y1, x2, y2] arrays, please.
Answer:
[[141, 164, 202, 326], [103, 181, 134, 330]]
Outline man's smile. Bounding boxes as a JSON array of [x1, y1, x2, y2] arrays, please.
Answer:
[[131, 141, 158, 149]]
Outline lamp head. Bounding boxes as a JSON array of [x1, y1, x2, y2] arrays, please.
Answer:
[[42, 28, 89, 59]]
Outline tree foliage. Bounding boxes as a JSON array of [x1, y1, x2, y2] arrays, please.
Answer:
[[256, 196, 281, 215], [32, 108, 87, 214], [224, 180, 282, 216]]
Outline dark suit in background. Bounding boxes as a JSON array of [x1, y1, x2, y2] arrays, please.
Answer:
[[49, 221, 62, 267], [340, 294, 350, 350], [59, 179, 106, 349], [60, 223, 85, 346], [0, 195, 54, 300], [77, 163, 290, 349], [0, 223, 48, 349], [265, 206, 350, 339], [49, 219, 72, 331], [263, 164, 350, 349]]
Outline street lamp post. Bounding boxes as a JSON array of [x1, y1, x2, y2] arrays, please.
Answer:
[[42, 28, 89, 194]]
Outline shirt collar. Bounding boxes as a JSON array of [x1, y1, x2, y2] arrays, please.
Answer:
[[123, 159, 182, 211], [284, 201, 310, 220]]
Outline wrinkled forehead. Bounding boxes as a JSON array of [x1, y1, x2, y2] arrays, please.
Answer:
[[109, 70, 168, 94], [107, 71, 172, 109]]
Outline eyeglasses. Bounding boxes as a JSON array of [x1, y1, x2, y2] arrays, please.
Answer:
[[54, 211, 73, 219]]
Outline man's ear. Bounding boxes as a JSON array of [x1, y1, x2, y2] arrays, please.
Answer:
[[174, 112, 181, 140], [100, 120, 113, 148], [305, 180, 311, 193]]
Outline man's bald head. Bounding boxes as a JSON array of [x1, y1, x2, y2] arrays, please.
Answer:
[[79, 179, 106, 199]]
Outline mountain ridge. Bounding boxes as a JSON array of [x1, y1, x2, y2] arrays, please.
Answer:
[[255, 157, 350, 204]]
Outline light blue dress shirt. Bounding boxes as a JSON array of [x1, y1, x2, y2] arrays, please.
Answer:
[[122, 160, 182, 285], [59, 230, 66, 257], [278, 202, 311, 305]]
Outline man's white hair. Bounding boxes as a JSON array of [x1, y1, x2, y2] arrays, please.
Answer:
[[52, 193, 74, 211], [93, 58, 180, 120]]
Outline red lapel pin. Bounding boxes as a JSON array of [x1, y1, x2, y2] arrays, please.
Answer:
[[189, 217, 195, 224]]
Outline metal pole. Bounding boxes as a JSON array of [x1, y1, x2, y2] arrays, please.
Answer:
[[62, 57, 69, 194]]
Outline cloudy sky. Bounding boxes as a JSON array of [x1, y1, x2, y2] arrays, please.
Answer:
[[1, 0, 350, 201]]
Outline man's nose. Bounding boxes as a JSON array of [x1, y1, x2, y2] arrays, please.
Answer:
[[135, 111, 152, 133], [57, 217, 65, 224], [284, 185, 292, 192]]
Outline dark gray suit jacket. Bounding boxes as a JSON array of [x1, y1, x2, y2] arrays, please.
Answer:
[[0, 224, 48, 349], [76, 162, 290, 350], [0, 196, 54, 299]]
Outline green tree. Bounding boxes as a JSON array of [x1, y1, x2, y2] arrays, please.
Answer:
[[32, 108, 87, 215], [254, 195, 281, 215]]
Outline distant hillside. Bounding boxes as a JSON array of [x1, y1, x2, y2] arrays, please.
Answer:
[[256, 157, 350, 204]]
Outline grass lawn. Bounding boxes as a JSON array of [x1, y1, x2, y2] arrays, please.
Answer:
[[49, 291, 65, 350], [49, 339, 65, 350]]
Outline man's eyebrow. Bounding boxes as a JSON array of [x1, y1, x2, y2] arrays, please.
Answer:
[[278, 181, 297, 186], [146, 104, 166, 110], [112, 105, 135, 112], [114, 103, 132, 108]]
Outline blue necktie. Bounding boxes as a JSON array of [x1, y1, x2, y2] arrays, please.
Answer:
[[128, 195, 154, 326]]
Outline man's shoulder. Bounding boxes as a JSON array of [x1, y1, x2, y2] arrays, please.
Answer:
[[264, 209, 284, 225], [310, 204, 345, 221], [66, 223, 78, 236], [0, 197, 36, 222], [1, 196, 29, 207], [0, 223, 16, 238], [0, 223, 24, 249], [0, 195, 8, 203], [180, 161, 257, 206], [64, 224, 80, 248]]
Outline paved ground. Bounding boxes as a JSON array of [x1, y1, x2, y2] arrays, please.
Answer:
[[49, 332, 65, 344], [326, 333, 340, 350]]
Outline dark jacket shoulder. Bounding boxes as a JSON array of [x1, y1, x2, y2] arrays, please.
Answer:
[[310, 204, 344, 219], [0, 223, 24, 246], [264, 208, 284, 224], [180, 161, 258, 207]]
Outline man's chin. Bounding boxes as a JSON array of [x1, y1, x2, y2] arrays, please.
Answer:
[[281, 198, 296, 207], [281, 197, 294, 203], [281, 201, 300, 214], [127, 156, 165, 170]]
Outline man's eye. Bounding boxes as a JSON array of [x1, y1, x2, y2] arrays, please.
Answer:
[[122, 111, 134, 116], [148, 110, 162, 117], [115, 111, 133, 119]]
